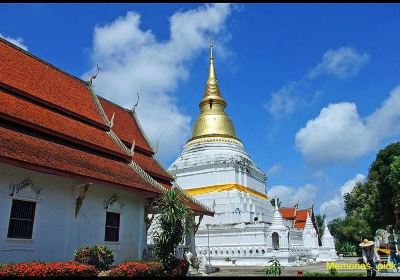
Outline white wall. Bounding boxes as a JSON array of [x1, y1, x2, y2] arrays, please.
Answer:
[[0, 162, 147, 264]]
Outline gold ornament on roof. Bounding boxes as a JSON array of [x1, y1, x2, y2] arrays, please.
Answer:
[[189, 37, 239, 143]]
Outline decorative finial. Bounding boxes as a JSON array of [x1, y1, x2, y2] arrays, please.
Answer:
[[133, 92, 140, 112], [210, 35, 213, 60], [87, 64, 99, 87]]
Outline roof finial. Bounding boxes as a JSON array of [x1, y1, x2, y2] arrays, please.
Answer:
[[210, 35, 213, 60]]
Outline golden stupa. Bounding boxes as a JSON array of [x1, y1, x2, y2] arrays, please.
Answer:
[[189, 38, 239, 142]]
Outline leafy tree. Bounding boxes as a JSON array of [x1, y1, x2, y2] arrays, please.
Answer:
[[368, 142, 400, 228], [315, 214, 326, 238], [343, 180, 378, 230], [335, 141, 400, 251], [336, 241, 356, 253], [152, 189, 194, 272], [389, 155, 400, 202], [329, 216, 373, 255]]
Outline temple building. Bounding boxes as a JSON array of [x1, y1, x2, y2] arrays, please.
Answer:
[[168, 39, 338, 266], [0, 38, 212, 264]]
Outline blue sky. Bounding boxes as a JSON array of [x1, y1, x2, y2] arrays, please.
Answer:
[[1, 3, 400, 220]]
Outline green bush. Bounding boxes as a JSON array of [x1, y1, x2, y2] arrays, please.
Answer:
[[74, 245, 114, 271], [337, 241, 356, 253], [263, 258, 284, 277]]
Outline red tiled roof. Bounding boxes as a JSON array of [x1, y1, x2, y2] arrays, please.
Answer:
[[295, 209, 311, 221], [0, 89, 129, 160], [294, 221, 306, 230], [98, 97, 211, 215], [133, 152, 173, 182], [0, 39, 105, 127], [98, 97, 153, 153], [279, 207, 296, 219], [0, 37, 211, 216], [98, 97, 173, 182], [0, 125, 161, 195], [187, 199, 214, 216]]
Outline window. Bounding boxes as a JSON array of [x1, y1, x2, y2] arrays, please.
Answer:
[[7, 200, 36, 239], [105, 212, 120, 242]]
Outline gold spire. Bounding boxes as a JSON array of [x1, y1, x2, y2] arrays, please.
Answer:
[[188, 37, 239, 143]]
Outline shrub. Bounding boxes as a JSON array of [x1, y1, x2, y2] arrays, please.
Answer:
[[263, 258, 284, 277], [143, 260, 164, 276], [109, 260, 164, 277], [0, 261, 97, 277], [328, 266, 337, 276], [109, 262, 149, 277], [169, 259, 189, 277], [74, 245, 114, 271], [338, 241, 356, 254]]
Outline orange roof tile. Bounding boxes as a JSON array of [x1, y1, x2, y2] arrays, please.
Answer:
[[294, 221, 306, 230], [133, 152, 173, 182], [98, 97, 153, 153], [0, 125, 161, 195], [0, 89, 129, 160], [295, 209, 311, 221], [0, 39, 105, 127], [279, 207, 296, 219]]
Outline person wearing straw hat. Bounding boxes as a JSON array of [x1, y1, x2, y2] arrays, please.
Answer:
[[360, 239, 381, 277]]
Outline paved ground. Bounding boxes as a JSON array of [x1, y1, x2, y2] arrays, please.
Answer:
[[206, 257, 372, 277]]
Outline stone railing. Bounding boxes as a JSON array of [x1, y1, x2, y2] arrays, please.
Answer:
[[196, 244, 270, 259], [146, 244, 187, 260]]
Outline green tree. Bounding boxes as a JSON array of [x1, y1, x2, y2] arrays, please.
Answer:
[[328, 142, 400, 256], [343, 180, 378, 229], [368, 142, 400, 228], [152, 189, 194, 272], [389, 155, 400, 201], [329, 216, 373, 255], [315, 214, 326, 238]]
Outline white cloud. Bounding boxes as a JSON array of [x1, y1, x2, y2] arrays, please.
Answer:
[[319, 174, 366, 221], [295, 84, 400, 167], [265, 82, 299, 119], [268, 184, 317, 209], [84, 4, 232, 162], [0, 33, 28, 51], [267, 163, 282, 176], [266, 46, 368, 119], [308, 47, 369, 79]]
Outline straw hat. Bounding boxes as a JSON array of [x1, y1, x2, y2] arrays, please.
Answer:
[[359, 239, 374, 247]]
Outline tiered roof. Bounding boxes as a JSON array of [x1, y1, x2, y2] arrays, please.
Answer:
[[279, 207, 318, 231], [279, 207, 297, 220], [0, 37, 212, 216], [98, 96, 213, 216], [98, 97, 173, 184]]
